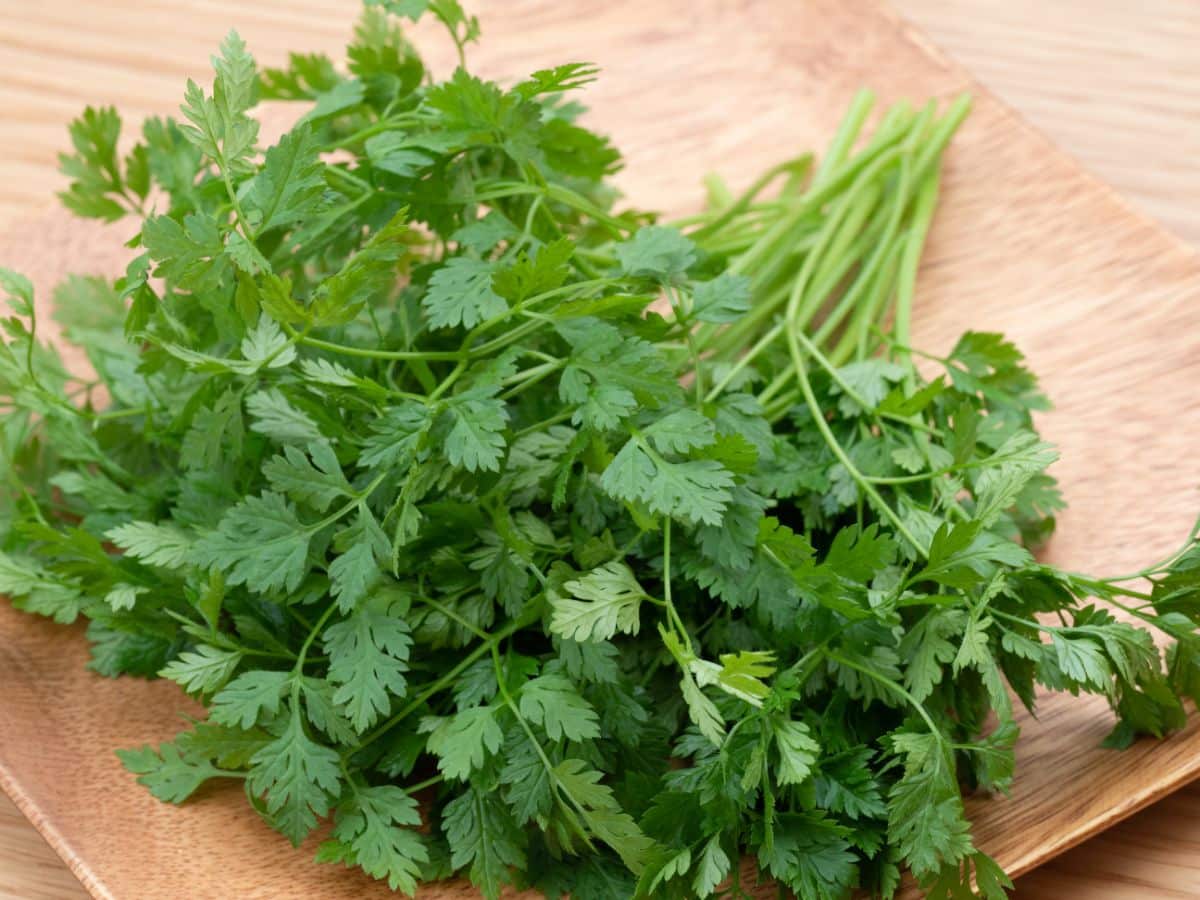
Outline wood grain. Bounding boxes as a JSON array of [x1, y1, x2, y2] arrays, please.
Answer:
[[2, 1, 1200, 898]]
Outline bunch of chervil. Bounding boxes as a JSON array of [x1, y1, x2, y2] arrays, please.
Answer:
[[3, 3, 1199, 899]]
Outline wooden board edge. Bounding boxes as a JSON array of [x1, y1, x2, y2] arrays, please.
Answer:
[[1009, 747, 1200, 881], [0, 754, 106, 899]]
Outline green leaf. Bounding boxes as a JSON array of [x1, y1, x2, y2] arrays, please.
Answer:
[[704, 649, 776, 706], [246, 124, 325, 232], [248, 705, 342, 845], [773, 719, 820, 785], [0, 551, 84, 624], [600, 439, 734, 526], [553, 758, 656, 873], [313, 209, 415, 325], [830, 359, 906, 416], [192, 492, 312, 594], [690, 272, 751, 323], [323, 595, 412, 732], [178, 30, 260, 172], [551, 561, 645, 642], [660, 627, 725, 746], [971, 431, 1059, 528], [210, 669, 290, 728], [901, 609, 963, 703], [442, 787, 525, 900], [57, 106, 130, 221], [440, 395, 508, 473], [328, 508, 389, 611], [813, 748, 887, 821], [614, 226, 695, 281], [557, 319, 678, 431], [177, 722, 272, 768], [518, 673, 600, 742], [914, 522, 1031, 588], [755, 812, 858, 900], [498, 728, 554, 825], [319, 785, 428, 894], [142, 212, 230, 292], [692, 836, 731, 897], [117, 741, 223, 803], [359, 402, 432, 471], [160, 645, 243, 696], [107, 521, 194, 568], [421, 706, 503, 780], [643, 409, 717, 454], [246, 388, 324, 444], [423, 256, 507, 329], [954, 615, 995, 675], [1051, 632, 1111, 691], [492, 238, 574, 303], [263, 442, 352, 512], [239, 315, 296, 370], [103, 583, 147, 611], [887, 732, 974, 879]]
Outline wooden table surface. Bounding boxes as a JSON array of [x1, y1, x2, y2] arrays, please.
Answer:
[[1, 1, 1199, 897]]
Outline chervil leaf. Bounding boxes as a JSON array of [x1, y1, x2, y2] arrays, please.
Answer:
[[328, 508, 388, 611], [712, 649, 776, 706], [557, 319, 678, 430], [142, 212, 230, 292], [359, 401, 432, 471], [160, 645, 243, 696], [246, 388, 324, 444], [263, 442, 352, 512], [643, 409, 717, 454], [323, 595, 412, 731], [442, 787, 525, 900], [246, 124, 325, 232], [421, 706, 504, 780], [614, 226, 695, 281], [177, 722, 272, 769], [552, 561, 646, 642], [179, 30, 260, 173], [914, 522, 1031, 588], [765, 719, 820, 788], [692, 836, 732, 897], [319, 785, 428, 894], [887, 732, 974, 879], [0, 556, 85, 624], [239, 315, 297, 370], [518, 673, 600, 742], [971, 430, 1059, 528], [312, 209, 416, 325], [440, 395, 508, 472], [107, 521, 194, 568], [498, 728, 554, 825], [492, 238, 574, 302], [210, 669, 290, 728], [57, 106, 131, 221], [600, 438, 733, 526], [553, 758, 656, 873], [423, 256, 507, 329], [192, 492, 311, 594], [690, 272, 751, 323], [117, 741, 223, 803], [248, 705, 342, 845]]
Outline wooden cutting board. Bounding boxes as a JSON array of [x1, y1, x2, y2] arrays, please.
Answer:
[[3, 0, 1200, 897]]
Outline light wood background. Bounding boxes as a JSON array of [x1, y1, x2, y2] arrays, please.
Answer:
[[1, 1, 1200, 898]]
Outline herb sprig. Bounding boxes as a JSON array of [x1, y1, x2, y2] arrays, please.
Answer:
[[3, 3, 1199, 898]]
